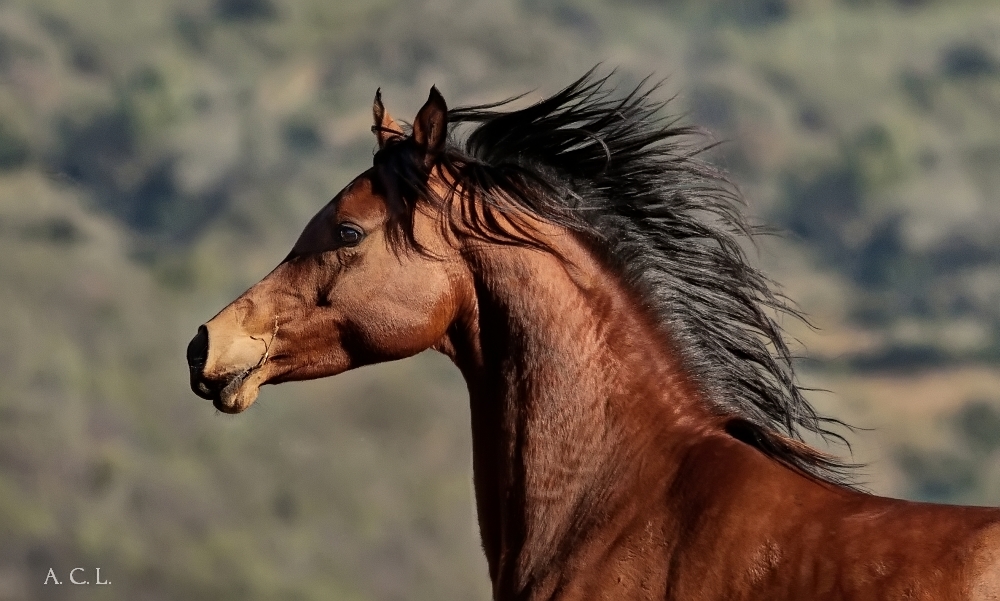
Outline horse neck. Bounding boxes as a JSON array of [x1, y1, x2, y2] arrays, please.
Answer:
[[443, 233, 722, 593]]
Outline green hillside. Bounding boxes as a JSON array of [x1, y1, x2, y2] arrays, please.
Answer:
[[1, 0, 999, 598]]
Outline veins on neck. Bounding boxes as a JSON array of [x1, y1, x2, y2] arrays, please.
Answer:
[[437, 237, 716, 594]]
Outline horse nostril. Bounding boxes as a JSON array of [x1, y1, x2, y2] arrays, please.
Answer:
[[187, 325, 209, 371]]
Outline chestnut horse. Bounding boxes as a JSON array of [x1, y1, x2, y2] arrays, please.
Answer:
[[187, 73, 1000, 599]]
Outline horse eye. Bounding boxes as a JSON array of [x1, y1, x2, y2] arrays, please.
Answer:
[[336, 223, 364, 247]]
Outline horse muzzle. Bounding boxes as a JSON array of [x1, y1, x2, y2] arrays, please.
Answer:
[[186, 322, 269, 413]]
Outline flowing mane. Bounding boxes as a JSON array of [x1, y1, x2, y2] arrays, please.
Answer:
[[371, 70, 855, 484]]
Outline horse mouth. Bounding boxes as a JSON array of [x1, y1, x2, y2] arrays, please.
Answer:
[[190, 364, 261, 414]]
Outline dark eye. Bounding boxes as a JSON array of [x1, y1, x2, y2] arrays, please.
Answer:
[[336, 223, 364, 247]]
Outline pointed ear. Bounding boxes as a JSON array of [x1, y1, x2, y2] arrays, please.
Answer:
[[412, 86, 448, 165], [372, 88, 404, 149]]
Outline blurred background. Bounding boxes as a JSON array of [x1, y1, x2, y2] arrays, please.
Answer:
[[0, 0, 998, 598]]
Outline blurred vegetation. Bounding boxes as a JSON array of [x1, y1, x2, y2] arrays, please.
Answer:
[[0, 0, 999, 598], [895, 399, 1000, 503]]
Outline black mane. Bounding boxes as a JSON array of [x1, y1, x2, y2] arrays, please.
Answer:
[[373, 70, 855, 484]]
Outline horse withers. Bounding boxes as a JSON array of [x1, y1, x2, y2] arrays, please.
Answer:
[[187, 73, 1000, 600]]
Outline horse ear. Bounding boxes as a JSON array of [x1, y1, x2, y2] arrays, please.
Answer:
[[372, 88, 404, 149], [412, 86, 447, 165]]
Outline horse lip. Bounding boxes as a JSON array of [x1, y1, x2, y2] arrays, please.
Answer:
[[190, 363, 255, 404], [205, 364, 260, 413], [190, 368, 222, 400], [212, 395, 243, 414], [192, 379, 218, 400]]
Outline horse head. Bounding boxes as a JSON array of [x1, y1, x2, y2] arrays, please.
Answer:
[[187, 88, 469, 414]]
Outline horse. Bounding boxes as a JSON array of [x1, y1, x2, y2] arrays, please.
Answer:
[[186, 72, 1000, 600]]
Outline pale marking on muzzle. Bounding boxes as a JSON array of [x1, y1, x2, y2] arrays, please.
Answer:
[[248, 316, 280, 372], [218, 317, 280, 408]]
